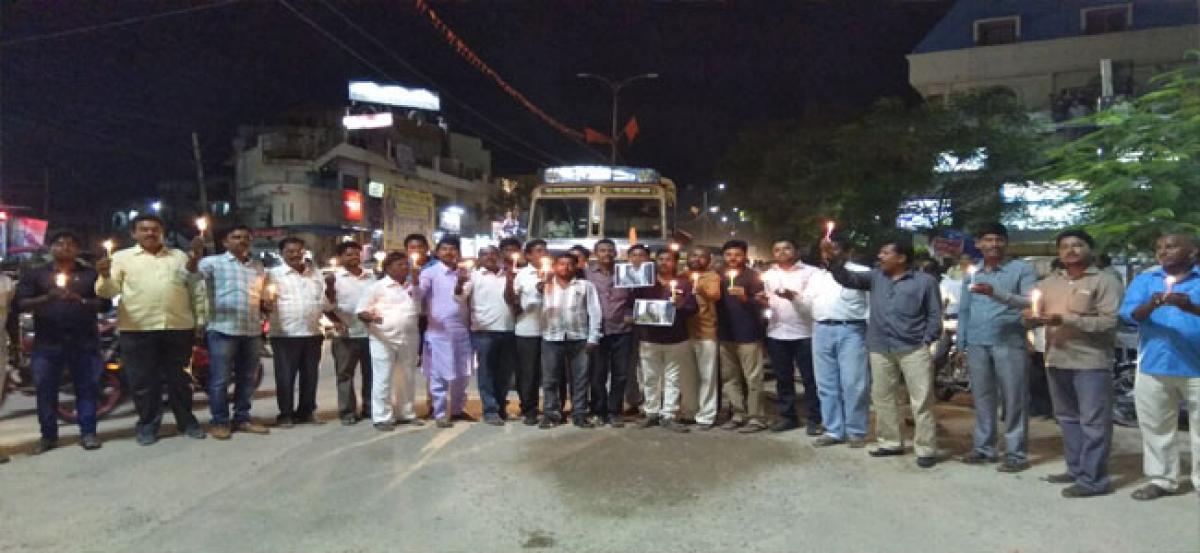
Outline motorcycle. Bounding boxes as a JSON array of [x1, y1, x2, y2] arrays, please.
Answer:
[[933, 321, 970, 401], [1, 311, 127, 423], [185, 340, 265, 396]]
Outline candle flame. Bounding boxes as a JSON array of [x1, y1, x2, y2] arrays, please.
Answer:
[[628, 227, 638, 246], [195, 217, 208, 233], [669, 242, 680, 252], [1031, 289, 1042, 317], [102, 240, 114, 256], [824, 220, 835, 239], [55, 273, 67, 288]]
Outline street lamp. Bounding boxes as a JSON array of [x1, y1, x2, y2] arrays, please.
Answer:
[[576, 72, 659, 164]]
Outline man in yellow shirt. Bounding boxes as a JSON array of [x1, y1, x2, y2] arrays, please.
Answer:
[[96, 214, 207, 445]]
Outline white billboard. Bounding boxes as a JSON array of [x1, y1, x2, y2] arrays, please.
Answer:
[[342, 112, 394, 130], [349, 81, 441, 111]]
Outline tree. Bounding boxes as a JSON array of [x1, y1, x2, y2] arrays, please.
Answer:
[[716, 88, 1042, 251], [1037, 58, 1200, 253]]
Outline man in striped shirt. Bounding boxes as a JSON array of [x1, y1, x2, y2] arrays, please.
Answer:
[[265, 237, 329, 428], [538, 252, 602, 428]]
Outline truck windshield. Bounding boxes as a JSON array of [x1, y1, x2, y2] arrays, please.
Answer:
[[532, 198, 590, 239], [604, 198, 662, 239]]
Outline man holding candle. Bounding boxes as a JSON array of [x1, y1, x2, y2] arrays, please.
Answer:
[[956, 223, 1038, 473], [632, 249, 697, 431], [356, 252, 423, 430], [760, 238, 822, 434], [96, 214, 207, 445], [513, 239, 549, 425], [265, 237, 329, 427], [325, 241, 377, 426], [460, 246, 519, 425], [1024, 230, 1123, 497], [537, 252, 602, 428], [824, 240, 943, 468], [16, 231, 112, 453], [717, 239, 768, 433], [683, 247, 723, 429], [419, 236, 474, 427], [187, 225, 271, 439], [1119, 233, 1200, 501], [585, 239, 635, 427]]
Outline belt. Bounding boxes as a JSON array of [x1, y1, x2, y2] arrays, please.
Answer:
[[817, 319, 866, 326]]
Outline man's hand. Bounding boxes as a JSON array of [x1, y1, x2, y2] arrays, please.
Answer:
[[729, 285, 746, 301], [357, 310, 382, 324], [819, 238, 843, 265], [536, 281, 546, 294], [1163, 292, 1194, 310], [46, 287, 69, 301], [776, 288, 797, 301], [190, 235, 206, 260], [457, 268, 471, 285], [95, 257, 112, 279], [753, 291, 770, 307], [1022, 310, 1063, 327], [969, 283, 994, 296]]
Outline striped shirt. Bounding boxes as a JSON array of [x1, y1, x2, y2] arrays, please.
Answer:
[[195, 252, 267, 337], [540, 277, 602, 344], [266, 263, 328, 338]]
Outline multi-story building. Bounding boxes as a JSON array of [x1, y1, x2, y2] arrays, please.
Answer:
[[232, 111, 491, 261], [908, 1, 1200, 121]]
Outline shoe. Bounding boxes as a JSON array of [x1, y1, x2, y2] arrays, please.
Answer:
[[1042, 472, 1075, 484], [661, 419, 690, 433], [960, 451, 998, 465], [805, 422, 824, 437], [451, 412, 476, 422], [341, 416, 357, 426], [435, 418, 453, 428], [610, 417, 626, 428], [538, 417, 558, 430], [234, 422, 270, 435], [916, 456, 938, 469], [813, 436, 845, 447], [396, 418, 426, 427], [573, 418, 594, 429], [136, 429, 158, 446], [295, 415, 325, 426], [484, 414, 505, 426], [848, 438, 866, 448], [523, 413, 539, 426], [184, 426, 207, 440], [720, 419, 744, 431], [373, 422, 395, 432], [1131, 483, 1173, 501], [769, 420, 798, 433], [210, 425, 232, 440], [33, 438, 56, 455], [1062, 484, 1110, 498], [275, 416, 295, 429], [868, 447, 905, 457], [638, 416, 661, 429], [80, 434, 102, 450], [997, 459, 1030, 473], [737, 422, 767, 434]]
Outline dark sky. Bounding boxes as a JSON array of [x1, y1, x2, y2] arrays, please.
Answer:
[[0, 0, 951, 220]]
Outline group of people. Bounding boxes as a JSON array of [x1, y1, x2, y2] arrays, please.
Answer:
[[1, 215, 1196, 504]]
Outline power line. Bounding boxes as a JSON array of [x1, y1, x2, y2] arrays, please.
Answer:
[[276, 0, 563, 168], [1, 0, 244, 46]]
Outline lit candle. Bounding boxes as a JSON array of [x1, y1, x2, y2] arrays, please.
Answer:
[[691, 272, 700, 289], [628, 227, 638, 246], [824, 220, 836, 240], [540, 257, 552, 279], [669, 242, 680, 253], [967, 265, 978, 286], [409, 253, 419, 266], [510, 253, 520, 267], [266, 283, 277, 302], [763, 308, 774, 320], [195, 216, 208, 235], [55, 273, 67, 288], [461, 259, 475, 271], [102, 239, 114, 257], [1165, 275, 1177, 295], [373, 251, 386, 263], [669, 279, 678, 298], [726, 269, 738, 288], [1031, 289, 1042, 318], [327, 257, 338, 269]]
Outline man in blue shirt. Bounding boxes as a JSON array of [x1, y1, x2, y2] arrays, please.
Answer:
[[15, 231, 112, 454], [1119, 233, 1200, 501], [957, 223, 1037, 473]]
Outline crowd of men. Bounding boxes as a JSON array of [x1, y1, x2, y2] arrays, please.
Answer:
[[2, 213, 1197, 503]]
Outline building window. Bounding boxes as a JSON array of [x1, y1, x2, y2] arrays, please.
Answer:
[[974, 16, 1020, 46], [1082, 4, 1132, 35]]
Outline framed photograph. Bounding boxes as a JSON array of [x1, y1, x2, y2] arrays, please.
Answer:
[[615, 262, 655, 288], [634, 299, 676, 327]]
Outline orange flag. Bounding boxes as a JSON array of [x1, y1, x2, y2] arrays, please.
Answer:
[[623, 116, 639, 143], [584, 127, 611, 144]]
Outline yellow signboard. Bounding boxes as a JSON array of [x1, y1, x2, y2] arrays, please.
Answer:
[[383, 187, 435, 250]]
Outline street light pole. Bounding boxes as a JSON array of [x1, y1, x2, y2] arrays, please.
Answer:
[[577, 72, 659, 164]]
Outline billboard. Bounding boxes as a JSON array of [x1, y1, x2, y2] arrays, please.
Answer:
[[342, 112, 394, 130], [13, 217, 48, 249], [349, 81, 441, 111], [342, 190, 364, 222], [383, 187, 435, 250]]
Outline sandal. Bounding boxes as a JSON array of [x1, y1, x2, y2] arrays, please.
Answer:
[[1131, 484, 1172, 501]]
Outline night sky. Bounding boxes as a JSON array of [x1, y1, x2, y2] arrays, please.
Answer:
[[1, 0, 951, 221]]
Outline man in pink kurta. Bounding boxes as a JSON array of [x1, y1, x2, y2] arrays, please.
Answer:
[[418, 236, 473, 427]]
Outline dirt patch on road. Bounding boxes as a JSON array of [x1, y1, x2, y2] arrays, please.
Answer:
[[523, 429, 804, 518]]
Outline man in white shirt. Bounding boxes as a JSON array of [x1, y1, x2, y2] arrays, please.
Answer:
[[513, 239, 548, 425], [804, 237, 871, 447], [356, 252, 423, 430], [760, 238, 822, 434], [460, 246, 518, 425], [265, 237, 329, 427], [538, 252, 602, 428], [326, 241, 376, 426]]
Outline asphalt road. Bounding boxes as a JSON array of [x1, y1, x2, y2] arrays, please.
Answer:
[[1, 346, 1196, 553]]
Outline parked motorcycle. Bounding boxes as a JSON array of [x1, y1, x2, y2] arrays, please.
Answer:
[[933, 322, 970, 401], [185, 341, 265, 396]]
